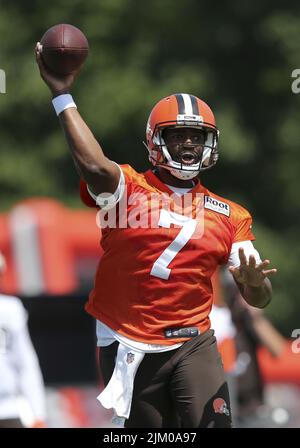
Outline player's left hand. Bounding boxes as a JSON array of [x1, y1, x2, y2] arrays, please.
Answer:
[[228, 247, 277, 287]]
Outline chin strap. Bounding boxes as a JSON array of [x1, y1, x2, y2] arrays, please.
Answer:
[[169, 167, 200, 180]]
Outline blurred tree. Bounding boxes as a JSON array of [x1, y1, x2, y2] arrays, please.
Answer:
[[0, 0, 299, 333]]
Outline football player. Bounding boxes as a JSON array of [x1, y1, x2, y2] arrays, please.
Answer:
[[0, 253, 47, 428], [35, 44, 277, 428]]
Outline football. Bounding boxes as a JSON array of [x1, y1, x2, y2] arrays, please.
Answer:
[[40, 24, 89, 75]]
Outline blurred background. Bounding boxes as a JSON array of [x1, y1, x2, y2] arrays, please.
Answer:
[[0, 0, 299, 428]]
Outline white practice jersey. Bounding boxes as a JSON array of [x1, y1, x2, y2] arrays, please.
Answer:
[[0, 294, 46, 420]]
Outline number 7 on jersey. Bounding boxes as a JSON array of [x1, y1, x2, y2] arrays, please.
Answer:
[[150, 209, 197, 280]]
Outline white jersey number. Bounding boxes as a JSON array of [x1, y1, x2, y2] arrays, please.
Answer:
[[150, 209, 197, 280]]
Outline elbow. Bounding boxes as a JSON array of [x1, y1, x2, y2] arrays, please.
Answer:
[[84, 163, 105, 176], [75, 160, 118, 194], [76, 160, 110, 179]]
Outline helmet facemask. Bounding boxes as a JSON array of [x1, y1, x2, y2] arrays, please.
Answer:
[[147, 123, 219, 180]]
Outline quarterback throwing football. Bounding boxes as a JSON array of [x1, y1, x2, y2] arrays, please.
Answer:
[[35, 43, 277, 428]]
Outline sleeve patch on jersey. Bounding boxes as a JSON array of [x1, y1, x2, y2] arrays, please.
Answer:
[[204, 196, 230, 217]]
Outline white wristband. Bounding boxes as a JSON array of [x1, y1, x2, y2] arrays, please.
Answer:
[[52, 94, 77, 116]]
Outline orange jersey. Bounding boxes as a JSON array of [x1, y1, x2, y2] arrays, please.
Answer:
[[82, 165, 254, 345]]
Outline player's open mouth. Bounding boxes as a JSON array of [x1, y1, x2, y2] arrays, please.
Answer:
[[178, 151, 199, 165]]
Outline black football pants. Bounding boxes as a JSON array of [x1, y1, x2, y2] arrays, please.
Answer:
[[99, 329, 232, 428]]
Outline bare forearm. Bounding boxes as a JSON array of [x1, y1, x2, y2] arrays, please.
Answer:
[[239, 278, 272, 309], [59, 108, 106, 173], [251, 315, 285, 356], [58, 108, 119, 193]]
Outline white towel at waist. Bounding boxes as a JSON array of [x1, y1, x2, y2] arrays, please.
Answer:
[[97, 343, 145, 420]]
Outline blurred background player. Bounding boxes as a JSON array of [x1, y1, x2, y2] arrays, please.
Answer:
[[210, 269, 286, 427], [0, 253, 47, 428], [224, 270, 285, 426]]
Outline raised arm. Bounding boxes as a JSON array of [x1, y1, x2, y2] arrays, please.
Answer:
[[35, 43, 120, 195]]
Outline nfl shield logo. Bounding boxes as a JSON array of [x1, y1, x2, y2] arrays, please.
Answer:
[[213, 398, 230, 416], [126, 352, 135, 364]]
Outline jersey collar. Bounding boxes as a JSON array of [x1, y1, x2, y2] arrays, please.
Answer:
[[144, 169, 206, 197]]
